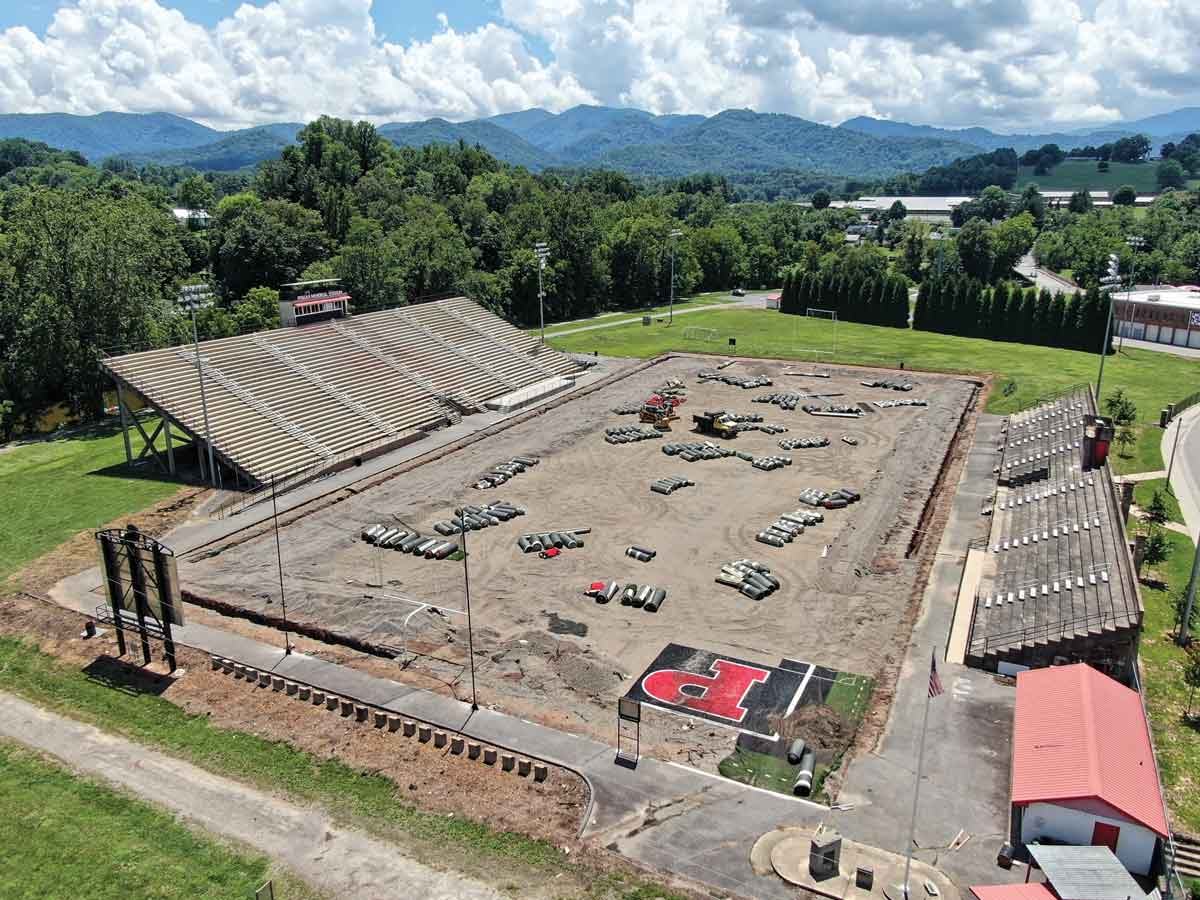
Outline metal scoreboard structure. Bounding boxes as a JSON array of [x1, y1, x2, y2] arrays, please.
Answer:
[[95, 525, 184, 671]]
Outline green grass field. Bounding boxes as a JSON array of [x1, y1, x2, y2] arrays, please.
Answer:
[[1111, 424, 1166, 476], [0, 425, 181, 584], [1133, 478, 1186, 525], [536, 291, 744, 337], [0, 637, 684, 900], [1018, 160, 1159, 193], [547, 308, 1200, 420], [0, 741, 315, 900], [1133, 529, 1200, 834]]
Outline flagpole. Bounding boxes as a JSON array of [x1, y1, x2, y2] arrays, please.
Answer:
[[902, 653, 935, 897]]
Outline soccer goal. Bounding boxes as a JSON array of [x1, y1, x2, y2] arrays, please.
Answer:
[[789, 307, 838, 360], [682, 326, 719, 343]]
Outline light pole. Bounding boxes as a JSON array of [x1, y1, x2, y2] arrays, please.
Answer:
[[190, 307, 218, 487], [270, 473, 292, 655], [459, 508, 478, 710], [667, 230, 682, 325], [534, 242, 549, 344], [1096, 253, 1122, 405], [1119, 235, 1144, 353]]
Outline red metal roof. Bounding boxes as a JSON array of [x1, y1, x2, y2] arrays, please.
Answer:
[[1011, 663, 1168, 837], [971, 884, 1056, 900]]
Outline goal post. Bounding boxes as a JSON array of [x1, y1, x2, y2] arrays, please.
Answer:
[[800, 307, 839, 358], [682, 326, 718, 343]]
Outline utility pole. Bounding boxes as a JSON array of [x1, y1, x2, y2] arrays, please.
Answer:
[[667, 229, 682, 324], [1096, 253, 1121, 405], [190, 307, 217, 486], [534, 242, 549, 344]]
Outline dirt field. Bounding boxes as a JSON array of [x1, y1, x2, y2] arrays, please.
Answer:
[[183, 356, 977, 769]]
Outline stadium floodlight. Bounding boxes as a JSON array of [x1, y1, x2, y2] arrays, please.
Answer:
[[534, 242, 550, 343], [667, 230, 683, 324], [1096, 253, 1122, 402], [1118, 236, 1144, 352]]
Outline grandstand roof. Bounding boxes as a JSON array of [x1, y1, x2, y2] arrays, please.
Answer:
[[102, 296, 581, 484]]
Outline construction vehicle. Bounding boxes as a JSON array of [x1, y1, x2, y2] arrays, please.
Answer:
[[692, 409, 738, 439], [640, 392, 685, 431]]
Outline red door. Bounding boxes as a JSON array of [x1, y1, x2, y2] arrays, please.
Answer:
[[1091, 821, 1120, 853]]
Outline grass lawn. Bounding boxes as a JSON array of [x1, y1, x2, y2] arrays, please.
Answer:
[[1133, 529, 1200, 834], [0, 740, 317, 900], [0, 637, 684, 900], [1134, 478, 1186, 525], [1111, 424, 1166, 476], [1018, 160, 1159, 193], [0, 425, 181, 584], [537, 292, 744, 337], [547, 307, 1200, 418]]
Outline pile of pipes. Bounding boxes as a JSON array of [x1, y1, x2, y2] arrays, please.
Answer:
[[431, 501, 525, 535], [625, 544, 656, 563], [798, 487, 861, 510], [861, 376, 915, 392], [611, 402, 643, 415], [715, 559, 779, 600], [754, 392, 801, 411], [605, 425, 664, 444], [471, 456, 538, 490], [517, 528, 589, 553], [586, 581, 667, 611], [662, 441, 737, 462], [655, 377, 687, 396], [724, 415, 788, 435], [650, 476, 695, 495], [874, 397, 928, 408], [360, 526, 459, 560], [802, 403, 862, 418], [755, 509, 824, 548], [748, 455, 791, 471], [698, 370, 773, 389], [788, 739, 817, 796], [778, 435, 829, 451]]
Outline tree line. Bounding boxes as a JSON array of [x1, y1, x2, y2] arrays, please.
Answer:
[[778, 266, 909, 328], [913, 277, 1113, 353]]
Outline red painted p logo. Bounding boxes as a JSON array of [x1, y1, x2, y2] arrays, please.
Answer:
[[641, 659, 770, 723]]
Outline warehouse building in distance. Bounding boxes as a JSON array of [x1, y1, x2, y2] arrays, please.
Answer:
[[1112, 287, 1200, 349]]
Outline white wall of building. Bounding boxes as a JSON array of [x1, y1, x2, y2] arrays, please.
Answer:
[[1019, 801, 1158, 875]]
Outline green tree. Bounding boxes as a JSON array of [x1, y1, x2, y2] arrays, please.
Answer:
[[1114, 425, 1137, 458], [1141, 524, 1174, 571], [1156, 158, 1186, 190], [1017, 287, 1037, 344], [1184, 648, 1200, 717], [1104, 388, 1137, 426], [1144, 487, 1171, 525], [232, 287, 281, 333], [176, 174, 215, 212], [888, 200, 907, 221], [1067, 190, 1093, 213], [1111, 185, 1137, 206], [913, 280, 929, 331], [811, 190, 831, 210], [956, 219, 995, 282], [335, 218, 405, 311], [991, 213, 1036, 279], [691, 223, 748, 291], [390, 196, 473, 299], [212, 200, 327, 299]]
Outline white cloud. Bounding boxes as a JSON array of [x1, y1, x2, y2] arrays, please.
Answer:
[[0, 0, 1195, 131]]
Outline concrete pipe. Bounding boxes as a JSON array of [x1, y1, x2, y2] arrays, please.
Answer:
[[645, 588, 667, 612], [755, 532, 785, 548], [602, 582, 620, 603], [739, 583, 767, 600], [630, 545, 656, 558], [787, 738, 807, 765], [517, 536, 531, 552], [362, 525, 385, 542], [621, 584, 639, 605], [414, 538, 440, 555], [634, 585, 652, 608], [434, 522, 456, 536], [512, 456, 538, 467], [383, 530, 411, 548], [425, 540, 453, 559], [561, 533, 579, 550], [374, 527, 399, 546], [398, 534, 424, 553], [432, 541, 459, 559], [650, 483, 672, 495], [715, 574, 744, 589], [793, 749, 816, 796]]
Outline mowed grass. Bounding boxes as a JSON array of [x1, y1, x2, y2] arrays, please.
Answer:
[[0, 425, 181, 584], [0, 741, 288, 900], [1133, 478, 1186, 525], [537, 292, 744, 337], [1134, 530, 1200, 833], [548, 307, 1200, 419], [0, 637, 685, 900], [1018, 160, 1159, 193], [1111, 424, 1167, 476]]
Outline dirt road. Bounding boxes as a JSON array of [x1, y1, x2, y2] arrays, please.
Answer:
[[0, 691, 502, 900]]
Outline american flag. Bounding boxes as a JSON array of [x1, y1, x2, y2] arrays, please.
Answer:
[[928, 652, 945, 698]]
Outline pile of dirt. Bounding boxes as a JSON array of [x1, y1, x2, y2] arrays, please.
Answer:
[[771, 704, 850, 753]]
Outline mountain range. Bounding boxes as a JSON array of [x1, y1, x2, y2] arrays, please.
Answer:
[[1, 105, 1198, 181]]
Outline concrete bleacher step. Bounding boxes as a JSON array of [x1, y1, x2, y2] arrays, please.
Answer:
[[1172, 835, 1200, 878]]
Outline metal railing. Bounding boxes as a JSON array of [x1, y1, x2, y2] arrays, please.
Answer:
[[971, 610, 1116, 659]]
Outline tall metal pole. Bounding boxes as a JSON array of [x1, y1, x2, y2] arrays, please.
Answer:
[[271, 474, 292, 655], [669, 242, 676, 324], [901, 662, 934, 897], [460, 508, 478, 710], [1166, 412, 1186, 486], [191, 308, 217, 486], [537, 258, 545, 345], [1096, 290, 1116, 405]]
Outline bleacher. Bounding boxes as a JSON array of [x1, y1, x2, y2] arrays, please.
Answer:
[[102, 296, 581, 485], [964, 387, 1142, 676]]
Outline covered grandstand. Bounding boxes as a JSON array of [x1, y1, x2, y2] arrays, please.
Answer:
[[101, 296, 582, 487]]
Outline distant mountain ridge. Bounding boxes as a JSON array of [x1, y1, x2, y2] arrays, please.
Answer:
[[2, 104, 1198, 179]]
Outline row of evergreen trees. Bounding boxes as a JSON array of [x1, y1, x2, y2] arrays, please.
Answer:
[[913, 276, 1113, 353], [779, 266, 910, 328]]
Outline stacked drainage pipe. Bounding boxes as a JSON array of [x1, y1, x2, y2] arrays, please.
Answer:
[[802, 403, 863, 418], [798, 487, 861, 510], [698, 371, 773, 389], [650, 476, 694, 495], [714, 559, 779, 600], [361, 525, 459, 560], [756, 508, 824, 548], [625, 545, 656, 563], [874, 397, 928, 408], [861, 376, 915, 391], [431, 501, 525, 535], [754, 391, 804, 410], [662, 441, 736, 462], [605, 425, 665, 444], [472, 456, 538, 490], [517, 528, 590, 554], [778, 436, 830, 451], [586, 581, 667, 612]]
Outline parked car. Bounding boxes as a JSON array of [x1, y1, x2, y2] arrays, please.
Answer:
[[732, 288, 745, 296]]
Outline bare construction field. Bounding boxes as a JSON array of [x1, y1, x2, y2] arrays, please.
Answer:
[[183, 356, 977, 776]]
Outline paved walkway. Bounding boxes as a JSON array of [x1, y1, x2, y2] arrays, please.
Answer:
[[1116, 337, 1200, 359], [0, 691, 502, 900], [1120, 469, 1168, 483], [1163, 406, 1200, 538], [543, 293, 767, 339], [1015, 256, 1078, 295]]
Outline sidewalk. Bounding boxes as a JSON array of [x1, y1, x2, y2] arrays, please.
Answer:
[[1163, 407, 1200, 537]]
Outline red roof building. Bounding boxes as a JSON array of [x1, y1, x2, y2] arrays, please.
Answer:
[[1010, 663, 1168, 876]]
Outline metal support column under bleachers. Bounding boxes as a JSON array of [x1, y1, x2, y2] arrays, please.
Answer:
[[116, 383, 169, 474]]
